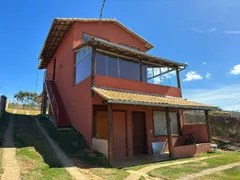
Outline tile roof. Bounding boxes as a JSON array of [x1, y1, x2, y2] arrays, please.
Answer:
[[92, 87, 219, 110], [74, 38, 187, 69]]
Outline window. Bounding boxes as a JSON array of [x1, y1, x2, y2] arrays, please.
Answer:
[[153, 111, 179, 136], [153, 111, 167, 136], [82, 33, 109, 43], [183, 110, 206, 124], [75, 46, 92, 84], [95, 53, 140, 81], [82, 33, 93, 43], [142, 65, 178, 87], [108, 55, 118, 78], [169, 112, 179, 135]]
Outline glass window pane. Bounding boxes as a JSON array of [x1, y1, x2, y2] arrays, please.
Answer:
[[153, 111, 167, 136], [161, 69, 177, 87], [75, 52, 92, 84], [82, 33, 92, 43], [96, 53, 107, 76], [130, 62, 140, 81], [108, 56, 118, 78], [148, 76, 161, 85], [153, 67, 160, 76], [119, 59, 130, 79], [170, 112, 179, 134]]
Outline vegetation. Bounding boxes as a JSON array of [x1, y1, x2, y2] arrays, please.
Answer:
[[13, 114, 72, 179], [6, 108, 40, 115], [38, 115, 110, 167], [198, 166, 240, 180], [12, 90, 41, 109], [89, 168, 129, 180], [148, 151, 240, 180]]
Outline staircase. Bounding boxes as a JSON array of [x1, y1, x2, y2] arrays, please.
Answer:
[[44, 73, 72, 127]]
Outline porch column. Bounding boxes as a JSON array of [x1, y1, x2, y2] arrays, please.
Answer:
[[176, 68, 182, 97], [108, 103, 113, 161], [205, 110, 212, 143], [166, 107, 173, 158], [91, 46, 96, 97]]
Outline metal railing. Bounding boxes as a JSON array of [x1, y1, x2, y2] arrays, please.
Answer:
[[44, 72, 59, 123]]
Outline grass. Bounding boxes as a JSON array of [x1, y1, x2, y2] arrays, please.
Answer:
[[148, 151, 240, 180], [38, 115, 110, 167], [124, 152, 215, 171], [89, 168, 129, 180], [197, 166, 240, 180], [6, 108, 40, 115], [13, 113, 72, 180]]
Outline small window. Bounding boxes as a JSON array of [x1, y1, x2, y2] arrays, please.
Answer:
[[153, 111, 167, 136], [153, 111, 179, 136], [82, 33, 109, 43], [82, 33, 93, 43]]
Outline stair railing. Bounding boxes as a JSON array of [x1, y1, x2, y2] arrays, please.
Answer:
[[44, 72, 59, 123]]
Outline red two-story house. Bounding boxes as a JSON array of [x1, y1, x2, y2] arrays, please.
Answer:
[[39, 18, 218, 166]]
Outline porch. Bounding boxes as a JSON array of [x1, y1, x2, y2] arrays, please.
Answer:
[[91, 87, 218, 167]]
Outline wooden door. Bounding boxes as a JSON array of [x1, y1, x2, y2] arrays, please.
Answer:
[[132, 112, 147, 155], [113, 111, 126, 159]]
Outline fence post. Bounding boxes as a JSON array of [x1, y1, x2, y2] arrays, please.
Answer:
[[0, 96, 7, 118]]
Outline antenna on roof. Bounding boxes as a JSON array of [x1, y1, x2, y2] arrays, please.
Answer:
[[99, 0, 106, 32]]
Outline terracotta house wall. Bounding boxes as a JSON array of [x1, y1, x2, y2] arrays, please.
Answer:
[[45, 21, 148, 144], [45, 25, 93, 143], [182, 124, 209, 143], [72, 22, 148, 52], [95, 75, 181, 97]]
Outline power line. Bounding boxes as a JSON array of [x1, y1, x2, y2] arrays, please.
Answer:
[[99, 0, 106, 32]]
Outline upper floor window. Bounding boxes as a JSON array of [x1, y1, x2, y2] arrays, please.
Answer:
[[82, 33, 109, 43], [95, 53, 140, 81], [142, 64, 178, 87], [74, 46, 92, 84]]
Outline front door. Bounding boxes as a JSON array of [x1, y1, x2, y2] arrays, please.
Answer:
[[132, 112, 147, 155], [113, 111, 127, 159]]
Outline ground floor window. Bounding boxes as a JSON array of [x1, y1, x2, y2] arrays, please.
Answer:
[[153, 111, 179, 136]]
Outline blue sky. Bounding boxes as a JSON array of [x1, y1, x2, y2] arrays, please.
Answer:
[[0, 0, 239, 111]]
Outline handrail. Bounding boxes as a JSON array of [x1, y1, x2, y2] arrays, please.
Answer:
[[44, 71, 59, 123]]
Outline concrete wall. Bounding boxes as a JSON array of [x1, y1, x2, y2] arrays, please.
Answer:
[[92, 138, 108, 158]]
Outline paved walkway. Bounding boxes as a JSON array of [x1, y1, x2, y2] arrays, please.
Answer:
[[125, 156, 218, 180], [1, 116, 21, 180], [34, 117, 89, 180], [179, 162, 240, 180]]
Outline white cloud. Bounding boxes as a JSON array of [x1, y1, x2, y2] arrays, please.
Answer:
[[203, 62, 206, 65], [183, 71, 203, 82], [230, 64, 240, 75], [190, 27, 216, 33], [223, 30, 240, 34], [183, 84, 240, 111], [205, 73, 211, 79]]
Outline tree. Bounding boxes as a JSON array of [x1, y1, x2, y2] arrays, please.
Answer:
[[13, 91, 41, 109]]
